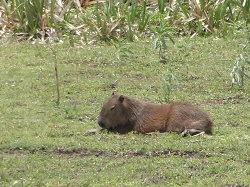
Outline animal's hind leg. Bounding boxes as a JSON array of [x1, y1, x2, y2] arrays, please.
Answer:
[[181, 120, 211, 137], [181, 129, 205, 137]]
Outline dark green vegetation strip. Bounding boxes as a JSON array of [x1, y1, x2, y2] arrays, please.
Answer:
[[0, 35, 250, 186]]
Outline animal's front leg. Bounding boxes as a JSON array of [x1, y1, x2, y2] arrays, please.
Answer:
[[85, 128, 105, 135]]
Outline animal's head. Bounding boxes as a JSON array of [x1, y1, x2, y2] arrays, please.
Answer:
[[98, 94, 129, 130]]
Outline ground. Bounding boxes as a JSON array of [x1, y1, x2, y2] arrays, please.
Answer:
[[0, 35, 249, 186]]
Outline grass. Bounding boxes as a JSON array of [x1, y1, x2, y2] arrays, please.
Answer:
[[0, 34, 250, 186]]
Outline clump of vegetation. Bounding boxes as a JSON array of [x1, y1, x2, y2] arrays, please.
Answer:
[[81, 0, 150, 42], [1, 0, 61, 39], [166, 0, 250, 37], [0, 0, 249, 42]]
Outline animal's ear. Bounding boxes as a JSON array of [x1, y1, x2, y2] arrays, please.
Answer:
[[118, 95, 125, 103], [111, 91, 116, 96]]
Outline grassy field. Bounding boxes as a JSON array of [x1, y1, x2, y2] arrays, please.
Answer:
[[0, 34, 250, 186]]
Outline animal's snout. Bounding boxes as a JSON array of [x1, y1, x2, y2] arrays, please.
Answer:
[[98, 118, 106, 128]]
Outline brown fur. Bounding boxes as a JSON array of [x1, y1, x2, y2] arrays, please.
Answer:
[[98, 94, 213, 135]]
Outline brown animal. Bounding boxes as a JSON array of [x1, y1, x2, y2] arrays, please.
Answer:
[[97, 94, 213, 136]]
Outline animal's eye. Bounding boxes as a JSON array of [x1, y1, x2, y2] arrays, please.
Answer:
[[110, 105, 116, 110]]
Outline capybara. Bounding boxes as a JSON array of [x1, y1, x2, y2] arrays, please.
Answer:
[[97, 94, 213, 136]]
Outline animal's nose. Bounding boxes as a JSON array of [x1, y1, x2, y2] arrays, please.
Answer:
[[98, 121, 105, 128]]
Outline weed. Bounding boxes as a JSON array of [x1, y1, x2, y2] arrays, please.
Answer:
[[240, 0, 250, 24], [157, 0, 166, 14], [112, 40, 134, 61], [152, 16, 175, 62], [230, 38, 250, 87], [230, 54, 250, 87], [163, 68, 179, 103]]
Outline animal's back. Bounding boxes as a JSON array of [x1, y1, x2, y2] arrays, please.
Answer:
[[133, 102, 212, 134]]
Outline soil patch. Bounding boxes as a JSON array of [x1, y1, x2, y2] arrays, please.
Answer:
[[52, 149, 209, 159]]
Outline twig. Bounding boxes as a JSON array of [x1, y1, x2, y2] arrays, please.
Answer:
[[53, 49, 60, 105]]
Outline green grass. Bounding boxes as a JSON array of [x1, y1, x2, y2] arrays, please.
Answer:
[[0, 34, 250, 186]]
